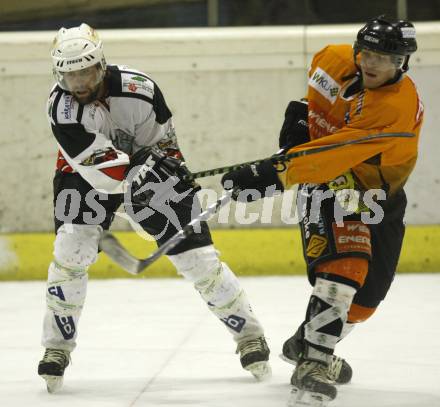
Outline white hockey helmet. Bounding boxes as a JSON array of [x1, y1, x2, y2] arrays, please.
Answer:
[[51, 23, 106, 90]]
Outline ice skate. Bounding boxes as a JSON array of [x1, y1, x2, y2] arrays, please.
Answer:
[[281, 328, 352, 384], [237, 336, 271, 380], [288, 359, 337, 407], [38, 348, 70, 393]]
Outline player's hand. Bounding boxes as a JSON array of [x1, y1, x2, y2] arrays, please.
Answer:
[[279, 100, 309, 150], [221, 159, 284, 202], [126, 147, 198, 205]]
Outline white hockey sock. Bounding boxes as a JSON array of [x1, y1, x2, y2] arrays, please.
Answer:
[[168, 245, 264, 342]]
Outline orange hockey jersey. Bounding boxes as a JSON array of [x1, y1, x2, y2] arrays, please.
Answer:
[[279, 45, 424, 197]]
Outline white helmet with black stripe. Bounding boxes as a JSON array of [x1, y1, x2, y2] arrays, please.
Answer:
[[51, 23, 106, 92]]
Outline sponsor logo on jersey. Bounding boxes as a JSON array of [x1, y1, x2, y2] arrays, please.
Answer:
[[332, 221, 372, 255], [128, 83, 137, 92], [131, 75, 148, 82], [306, 235, 328, 258], [63, 96, 74, 120], [308, 109, 340, 134], [121, 72, 154, 98], [309, 67, 340, 103], [328, 173, 355, 191]]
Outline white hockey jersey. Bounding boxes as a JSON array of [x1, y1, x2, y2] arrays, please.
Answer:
[[47, 65, 176, 194]]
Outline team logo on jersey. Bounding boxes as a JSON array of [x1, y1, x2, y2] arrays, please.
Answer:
[[309, 67, 340, 104], [306, 235, 328, 258], [121, 73, 154, 98]]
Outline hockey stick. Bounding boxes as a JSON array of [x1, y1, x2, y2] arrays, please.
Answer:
[[100, 132, 414, 274], [182, 132, 415, 182], [98, 144, 290, 273], [99, 189, 233, 274]]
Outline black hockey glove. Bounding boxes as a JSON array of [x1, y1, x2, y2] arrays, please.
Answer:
[[221, 159, 284, 203], [126, 147, 198, 206], [279, 100, 310, 150]]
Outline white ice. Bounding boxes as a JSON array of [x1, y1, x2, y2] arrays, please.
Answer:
[[1, 274, 439, 407]]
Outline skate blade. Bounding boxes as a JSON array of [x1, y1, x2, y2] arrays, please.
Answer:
[[41, 375, 64, 393], [246, 361, 272, 381], [287, 387, 331, 407]]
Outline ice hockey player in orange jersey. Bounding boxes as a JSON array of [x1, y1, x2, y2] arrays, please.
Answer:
[[222, 16, 422, 406]]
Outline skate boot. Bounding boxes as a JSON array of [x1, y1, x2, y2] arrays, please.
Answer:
[[38, 348, 70, 393], [236, 336, 271, 380], [281, 327, 352, 384], [288, 359, 337, 407]]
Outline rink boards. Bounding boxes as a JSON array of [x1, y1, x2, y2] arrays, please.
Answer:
[[0, 225, 439, 280]]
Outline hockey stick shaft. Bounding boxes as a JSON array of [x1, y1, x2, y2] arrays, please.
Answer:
[[100, 132, 414, 274], [182, 132, 414, 182], [99, 190, 233, 275]]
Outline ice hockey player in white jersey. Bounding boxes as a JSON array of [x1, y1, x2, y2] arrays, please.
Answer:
[[38, 23, 270, 393]]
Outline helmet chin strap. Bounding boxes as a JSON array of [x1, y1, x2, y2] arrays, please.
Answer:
[[384, 69, 404, 86], [359, 68, 403, 89]]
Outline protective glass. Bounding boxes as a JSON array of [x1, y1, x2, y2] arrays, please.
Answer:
[[356, 48, 405, 72], [58, 64, 104, 92]]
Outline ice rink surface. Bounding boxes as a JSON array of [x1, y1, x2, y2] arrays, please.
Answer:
[[1, 274, 439, 407]]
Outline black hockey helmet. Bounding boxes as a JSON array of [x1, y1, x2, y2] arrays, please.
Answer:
[[354, 16, 417, 72]]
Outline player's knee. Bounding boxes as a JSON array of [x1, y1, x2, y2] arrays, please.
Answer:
[[167, 245, 220, 282], [196, 262, 242, 308], [347, 303, 377, 323], [54, 224, 102, 270], [315, 257, 369, 288], [312, 277, 357, 313], [46, 262, 88, 315], [168, 245, 241, 308]]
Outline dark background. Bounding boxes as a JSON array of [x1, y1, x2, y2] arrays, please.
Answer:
[[1, 0, 439, 31]]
